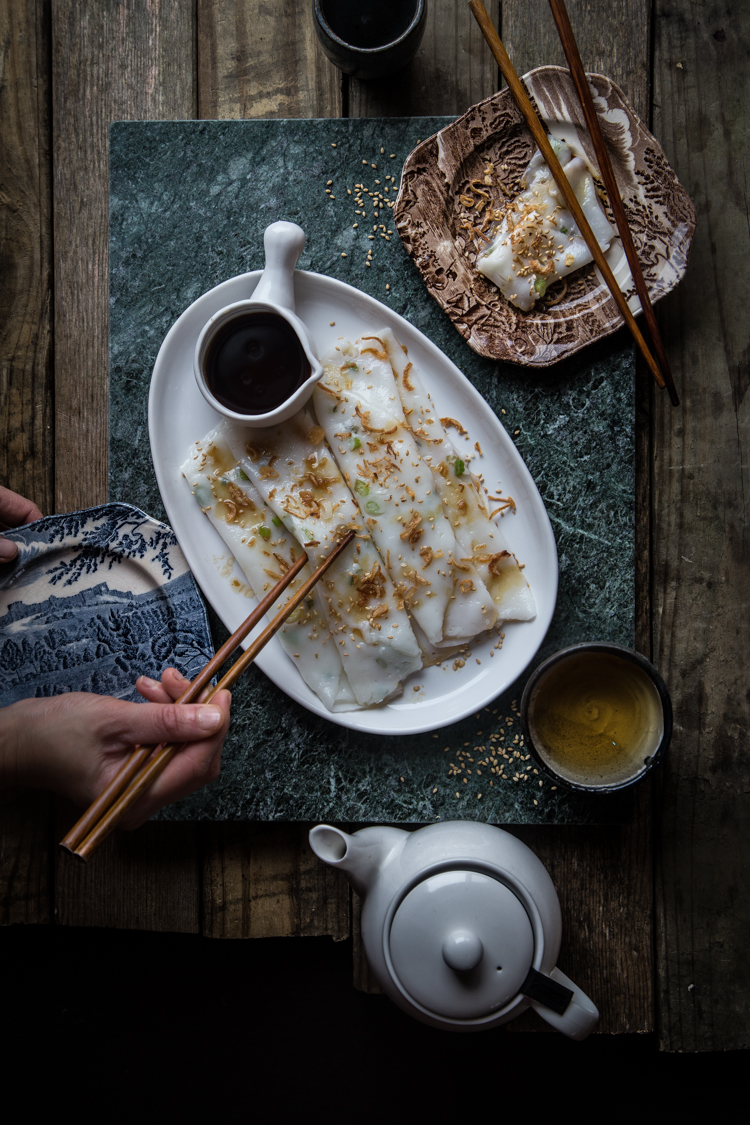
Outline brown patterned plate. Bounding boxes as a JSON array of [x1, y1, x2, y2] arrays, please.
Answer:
[[395, 66, 696, 366]]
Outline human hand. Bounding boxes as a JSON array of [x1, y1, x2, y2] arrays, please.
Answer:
[[0, 668, 230, 827], [0, 485, 43, 562]]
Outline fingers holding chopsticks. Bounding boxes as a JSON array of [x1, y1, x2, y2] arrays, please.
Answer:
[[1, 681, 231, 828], [137, 666, 214, 705], [118, 670, 232, 828]]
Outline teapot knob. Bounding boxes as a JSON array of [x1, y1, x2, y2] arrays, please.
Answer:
[[441, 929, 484, 973]]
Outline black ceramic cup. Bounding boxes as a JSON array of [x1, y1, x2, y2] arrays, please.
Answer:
[[520, 642, 672, 794], [312, 0, 427, 81]]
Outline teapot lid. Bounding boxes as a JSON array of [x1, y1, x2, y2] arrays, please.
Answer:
[[386, 869, 534, 1021]]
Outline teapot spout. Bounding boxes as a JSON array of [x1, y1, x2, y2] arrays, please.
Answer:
[[309, 825, 406, 898]]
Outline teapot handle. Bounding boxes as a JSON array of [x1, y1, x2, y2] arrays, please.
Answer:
[[528, 967, 599, 1040]]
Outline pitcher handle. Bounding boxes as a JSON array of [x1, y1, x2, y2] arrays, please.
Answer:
[[528, 967, 599, 1040], [252, 221, 305, 311]]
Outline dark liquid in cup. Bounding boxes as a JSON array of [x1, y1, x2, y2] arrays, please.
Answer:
[[204, 312, 310, 416], [322, 0, 416, 48]]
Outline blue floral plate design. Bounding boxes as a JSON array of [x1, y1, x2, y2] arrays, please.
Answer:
[[0, 503, 214, 707]]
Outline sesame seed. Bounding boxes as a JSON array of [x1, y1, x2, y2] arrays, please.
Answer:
[[341, 252, 347, 257], [331, 143, 336, 147]]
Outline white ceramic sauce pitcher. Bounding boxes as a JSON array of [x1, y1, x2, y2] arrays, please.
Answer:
[[194, 221, 322, 426], [309, 820, 599, 1037]]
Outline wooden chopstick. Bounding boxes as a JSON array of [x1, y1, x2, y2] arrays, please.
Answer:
[[59, 549, 309, 854], [547, 0, 679, 406], [468, 1, 672, 402], [62, 530, 355, 861]]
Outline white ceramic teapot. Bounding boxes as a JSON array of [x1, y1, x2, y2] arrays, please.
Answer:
[[309, 820, 599, 1038]]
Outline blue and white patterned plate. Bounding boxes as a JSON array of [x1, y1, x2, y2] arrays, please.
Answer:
[[0, 503, 214, 707]]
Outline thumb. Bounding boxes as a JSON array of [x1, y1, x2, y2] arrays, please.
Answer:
[[114, 700, 226, 747], [0, 536, 18, 562]]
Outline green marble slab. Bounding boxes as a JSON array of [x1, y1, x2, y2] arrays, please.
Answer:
[[109, 119, 635, 825]]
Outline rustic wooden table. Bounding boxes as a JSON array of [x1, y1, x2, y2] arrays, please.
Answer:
[[1, 1, 747, 1052]]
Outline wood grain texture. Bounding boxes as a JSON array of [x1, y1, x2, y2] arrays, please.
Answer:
[[651, 1, 750, 1053], [0, 0, 53, 514], [202, 824, 350, 939], [51, 0, 196, 512], [55, 801, 200, 932], [197, 0, 341, 119], [352, 891, 382, 993], [50, 2, 200, 933], [0, 0, 54, 928], [349, 0, 500, 117], [503, 0, 651, 121]]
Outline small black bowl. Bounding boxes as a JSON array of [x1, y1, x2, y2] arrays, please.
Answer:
[[520, 642, 672, 794], [312, 0, 428, 81]]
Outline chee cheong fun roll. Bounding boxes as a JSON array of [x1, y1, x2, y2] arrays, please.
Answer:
[[182, 428, 358, 712], [378, 328, 536, 623], [476, 137, 617, 312], [221, 412, 423, 708], [314, 338, 499, 647]]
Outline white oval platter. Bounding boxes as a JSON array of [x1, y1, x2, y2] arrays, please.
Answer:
[[149, 269, 558, 735]]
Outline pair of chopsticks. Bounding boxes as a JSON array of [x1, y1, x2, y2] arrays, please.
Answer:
[[60, 530, 355, 861], [469, 0, 679, 407]]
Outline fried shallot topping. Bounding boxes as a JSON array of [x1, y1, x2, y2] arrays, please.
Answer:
[[400, 513, 424, 545]]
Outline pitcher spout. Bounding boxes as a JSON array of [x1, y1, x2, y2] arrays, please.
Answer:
[[309, 825, 407, 898]]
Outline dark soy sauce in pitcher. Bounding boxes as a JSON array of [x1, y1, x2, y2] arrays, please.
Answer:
[[205, 311, 311, 415]]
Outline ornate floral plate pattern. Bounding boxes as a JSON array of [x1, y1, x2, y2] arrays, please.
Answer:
[[0, 503, 214, 707], [395, 66, 696, 366]]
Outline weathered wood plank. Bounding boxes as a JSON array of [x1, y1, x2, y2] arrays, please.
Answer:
[[349, 0, 500, 118], [503, 0, 650, 121], [51, 0, 196, 512], [0, 0, 54, 928], [50, 1, 200, 932], [0, 0, 54, 514], [203, 823, 350, 939], [651, 1, 750, 1053], [55, 801, 200, 932], [197, 0, 341, 119], [352, 891, 381, 994]]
